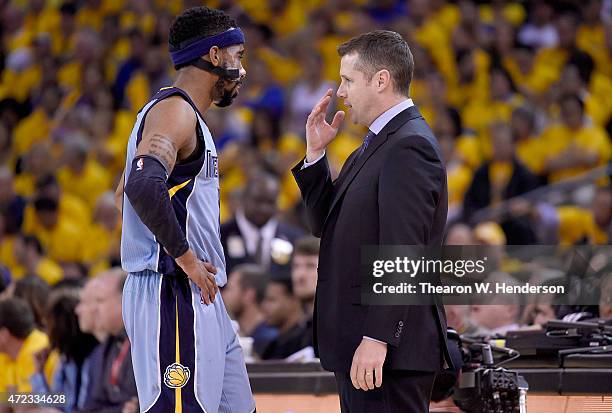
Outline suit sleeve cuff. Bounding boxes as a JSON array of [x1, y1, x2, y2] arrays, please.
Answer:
[[363, 336, 387, 345], [301, 151, 326, 169]]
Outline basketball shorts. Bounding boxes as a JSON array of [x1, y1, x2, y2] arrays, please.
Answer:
[[122, 269, 255, 413]]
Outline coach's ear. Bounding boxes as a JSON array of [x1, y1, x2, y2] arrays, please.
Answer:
[[374, 69, 391, 93], [208, 45, 221, 66]]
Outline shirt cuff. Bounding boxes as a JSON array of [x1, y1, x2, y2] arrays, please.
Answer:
[[301, 151, 325, 169], [363, 336, 387, 345]]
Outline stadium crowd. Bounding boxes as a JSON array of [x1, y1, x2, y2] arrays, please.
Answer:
[[0, 0, 611, 412]]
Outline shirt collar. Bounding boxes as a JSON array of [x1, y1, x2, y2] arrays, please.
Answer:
[[235, 210, 277, 241], [368, 99, 414, 135]]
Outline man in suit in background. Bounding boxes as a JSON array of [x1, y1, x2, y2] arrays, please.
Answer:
[[292, 30, 454, 412], [221, 172, 303, 275]]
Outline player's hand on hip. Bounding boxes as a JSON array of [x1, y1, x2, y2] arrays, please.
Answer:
[[305, 88, 345, 162], [176, 250, 219, 305], [350, 338, 387, 391]]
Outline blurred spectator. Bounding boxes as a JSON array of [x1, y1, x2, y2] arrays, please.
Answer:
[[539, 94, 611, 183], [14, 143, 55, 198], [12, 84, 62, 159], [470, 273, 522, 335], [57, 136, 111, 209], [242, 58, 285, 122], [444, 305, 488, 336], [510, 106, 543, 178], [530, 11, 594, 95], [444, 222, 476, 245], [556, 185, 612, 245], [74, 276, 106, 412], [80, 268, 137, 413], [463, 123, 539, 243], [0, 167, 26, 234], [75, 276, 106, 342], [23, 173, 91, 238], [222, 264, 278, 357], [517, 1, 558, 49], [11, 275, 51, 329], [599, 270, 612, 320], [285, 52, 336, 138], [12, 235, 63, 286], [31, 288, 99, 413], [0, 297, 53, 394], [521, 290, 558, 328], [30, 197, 83, 264], [111, 28, 146, 110], [260, 277, 311, 360], [82, 192, 121, 274], [290, 236, 319, 315], [221, 172, 303, 274]]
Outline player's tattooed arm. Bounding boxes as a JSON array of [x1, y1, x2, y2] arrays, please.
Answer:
[[134, 96, 196, 175], [125, 96, 219, 304], [146, 133, 178, 173]]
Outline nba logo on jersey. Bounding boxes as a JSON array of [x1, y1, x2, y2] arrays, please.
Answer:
[[205, 149, 218, 179], [136, 158, 144, 171]]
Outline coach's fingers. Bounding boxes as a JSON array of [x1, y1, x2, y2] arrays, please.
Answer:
[[311, 90, 333, 118], [365, 367, 375, 390], [330, 110, 345, 131], [356, 364, 368, 391], [375, 364, 383, 388], [310, 98, 330, 125], [350, 359, 359, 390]]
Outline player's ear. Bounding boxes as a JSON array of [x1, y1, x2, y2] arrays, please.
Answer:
[[209, 46, 221, 66]]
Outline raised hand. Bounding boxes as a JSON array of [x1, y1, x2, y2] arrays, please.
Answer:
[[306, 89, 345, 162]]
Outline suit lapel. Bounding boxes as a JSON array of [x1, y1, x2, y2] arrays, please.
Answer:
[[324, 106, 424, 227]]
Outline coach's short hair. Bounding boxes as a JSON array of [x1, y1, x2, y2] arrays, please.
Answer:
[[337, 30, 413, 96]]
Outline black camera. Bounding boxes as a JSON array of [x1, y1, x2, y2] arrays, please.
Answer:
[[432, 330, 528, 413]]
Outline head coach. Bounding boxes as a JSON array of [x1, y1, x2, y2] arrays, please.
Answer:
[[291, 30, 455, 412]]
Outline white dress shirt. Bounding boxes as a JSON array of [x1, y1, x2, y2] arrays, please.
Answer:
[[235, 210, 278, 268]]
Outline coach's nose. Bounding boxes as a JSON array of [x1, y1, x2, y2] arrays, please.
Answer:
[[336, 82, 346, 99]]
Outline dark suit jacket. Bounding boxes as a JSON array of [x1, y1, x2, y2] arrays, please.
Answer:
[[78, 333, 137, 413], [292, 105, 454, 373], [220, 218, 304, 275]]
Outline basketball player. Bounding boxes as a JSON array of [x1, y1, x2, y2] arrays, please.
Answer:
[[115, 7, 255, 412]]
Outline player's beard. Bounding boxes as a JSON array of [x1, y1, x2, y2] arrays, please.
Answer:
[[212, 69, 242, 108]]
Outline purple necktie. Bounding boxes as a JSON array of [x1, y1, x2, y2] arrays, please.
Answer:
[[357, 130, 376, 159]]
